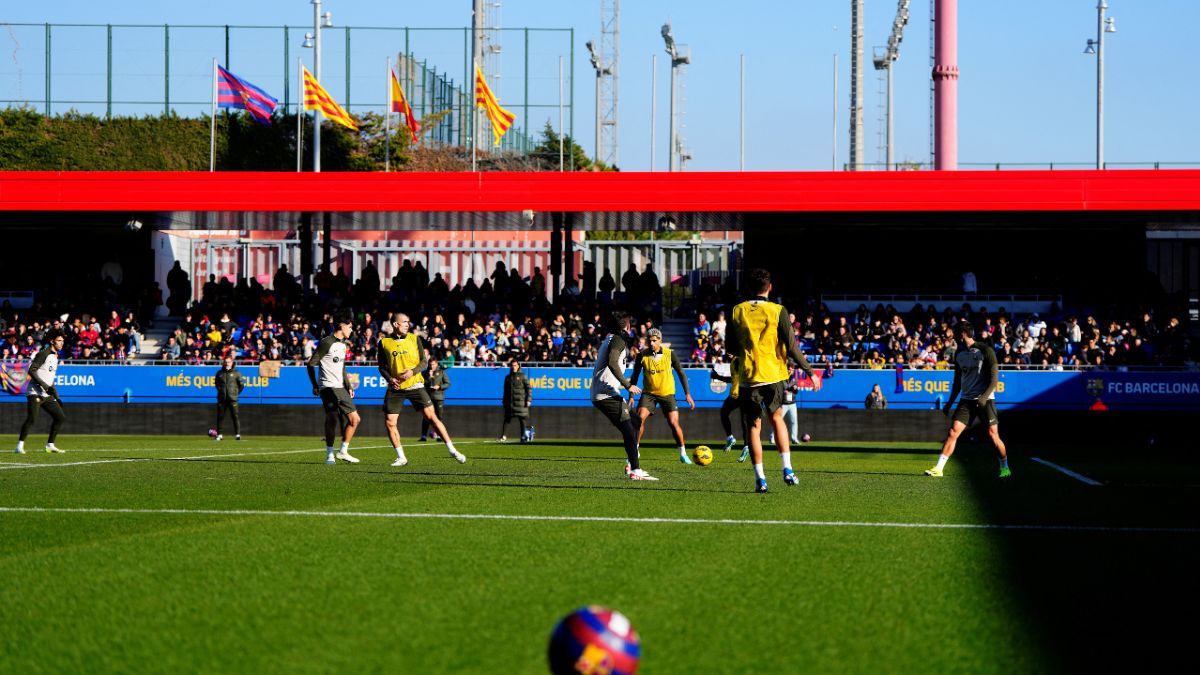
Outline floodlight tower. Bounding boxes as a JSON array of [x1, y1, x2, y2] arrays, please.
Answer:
[[586, 41, 608, 164], [872, 0, 911, 170], [477, 0, 503, 153], [303, 0, 333, 172], [586, 0, 620, 168], [1085, 1, 1117, 170], [661, 23, 690, 172], [849, 0, 865, 171]]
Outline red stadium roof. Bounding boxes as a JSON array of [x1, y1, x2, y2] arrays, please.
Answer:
[[2, 169, 1200, 213]]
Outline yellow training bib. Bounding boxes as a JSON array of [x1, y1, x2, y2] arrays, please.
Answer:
[[641, 346, 676, 397], [380, 333, 424, 389], [731, 300, 789, 386]]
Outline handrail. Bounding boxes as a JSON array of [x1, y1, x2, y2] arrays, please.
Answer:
[[3, 358, 1194, 372]]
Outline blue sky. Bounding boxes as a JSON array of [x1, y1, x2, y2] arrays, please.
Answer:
[[3, 1, 1197, 171]]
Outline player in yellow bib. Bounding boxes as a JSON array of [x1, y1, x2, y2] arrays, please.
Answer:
[[726, 268, 815, 493], [628, 328, 695, 464], [377, 313, 465, 467]]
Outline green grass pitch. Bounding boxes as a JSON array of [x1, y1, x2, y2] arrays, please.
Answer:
[[2, 435, 1198, 673]]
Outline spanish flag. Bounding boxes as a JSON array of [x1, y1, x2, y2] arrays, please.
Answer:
[[390, 69, 421, 144], [474, 66, 515, 146], [302, 66, 358, 131]]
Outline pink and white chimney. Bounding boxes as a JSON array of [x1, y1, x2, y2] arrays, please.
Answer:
[[933, 0, 958, 170]]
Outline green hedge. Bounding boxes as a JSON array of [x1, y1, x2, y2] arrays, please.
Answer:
[[0, 108, 603, 172], [0, 108, 406, 171]]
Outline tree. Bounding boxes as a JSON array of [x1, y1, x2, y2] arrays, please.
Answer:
[[530, 122, 614, 172]]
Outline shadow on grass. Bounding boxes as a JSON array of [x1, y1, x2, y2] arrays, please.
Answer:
[[959, 434, 1200, 672]]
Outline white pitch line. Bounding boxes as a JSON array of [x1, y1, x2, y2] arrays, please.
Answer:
[[4, 439, 500, 454], [0, 440, 499, 471], [0, 445, 389, 471], [1032, 457, 1104, 486], [0, 506, 1195, 534]]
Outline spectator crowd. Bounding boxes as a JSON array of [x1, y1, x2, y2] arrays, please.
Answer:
[[1, 259, 1194, 371]]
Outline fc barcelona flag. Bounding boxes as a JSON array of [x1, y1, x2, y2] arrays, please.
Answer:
[[216, 66, 278, 125]]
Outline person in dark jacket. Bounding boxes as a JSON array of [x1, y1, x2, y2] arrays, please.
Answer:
[[420, 358, 451, 441], [865, 383, 888, 410], [499, 360, 532, 442], [213, 356, 245, 440]]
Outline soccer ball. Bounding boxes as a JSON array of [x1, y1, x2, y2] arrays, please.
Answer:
[[548, 606, 641, 675], [801, 433, 812, 443], [522, 425, 536, 443], [693, 445, 714, 466], [207, 429, 218, 438]]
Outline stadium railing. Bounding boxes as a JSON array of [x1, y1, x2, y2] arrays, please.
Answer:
[[8, 359, 1195, 372]]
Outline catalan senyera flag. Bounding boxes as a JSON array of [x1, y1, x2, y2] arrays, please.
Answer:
[[302, 66, 358, 131], [389, 69, 421, 144], [474, 66, 515, 146]]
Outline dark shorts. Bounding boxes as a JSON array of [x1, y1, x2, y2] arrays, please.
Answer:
[[24, 395, 65, 420], [637, 393, 678, 415], [952, 399, 999, 427], [320, 387, 356, 417], [739, 381, 787, 421], [384, 387, 433, 414], [592, 396, 631, 427]]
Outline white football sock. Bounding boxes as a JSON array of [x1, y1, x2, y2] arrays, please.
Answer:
[[935, 454, 950, 471], [395, 446, 406, 458], [781, 452, 793, 471], [678, 446, 687, 455], [754, 463, 766, 480], [340, 442, 349, 453], [16, 441, 24, 451]]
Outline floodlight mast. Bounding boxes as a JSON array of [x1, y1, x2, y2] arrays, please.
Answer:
[[871, 0, 910, 170], [585, 39, 612, 166], [304, 0, 333, 172], [661, 23, 690, 172], [1086, 1, 1116, 169]]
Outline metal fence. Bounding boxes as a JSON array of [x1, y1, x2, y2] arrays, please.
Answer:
[[846, 161, 1200, 171], [0, 22, 571, 154], [15, 358, 1196, 372]]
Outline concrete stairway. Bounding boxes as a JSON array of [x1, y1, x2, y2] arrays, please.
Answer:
[[134, 318, 179, 362]]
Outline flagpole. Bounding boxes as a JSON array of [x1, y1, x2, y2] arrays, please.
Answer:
[[296, 58, 303, 172], [740, 53, 745, 172], [471, 73, 477, 172], [385, 57, 391, 173], [312, 0, 322, 173], [650, 54, 656, 172], [558, 55, 564, 172], [209, 58, 217, 172]]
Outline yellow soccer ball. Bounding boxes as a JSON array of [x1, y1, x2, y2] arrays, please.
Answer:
[[692, 445, 714, 466]]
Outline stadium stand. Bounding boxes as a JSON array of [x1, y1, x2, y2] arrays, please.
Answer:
[[2, 261, 1193, 369]]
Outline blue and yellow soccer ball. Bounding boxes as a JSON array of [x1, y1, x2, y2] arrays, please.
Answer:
[[692, 445, 714, 466]]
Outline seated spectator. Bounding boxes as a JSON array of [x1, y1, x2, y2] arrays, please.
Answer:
[[161, 336, 182, 361]]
